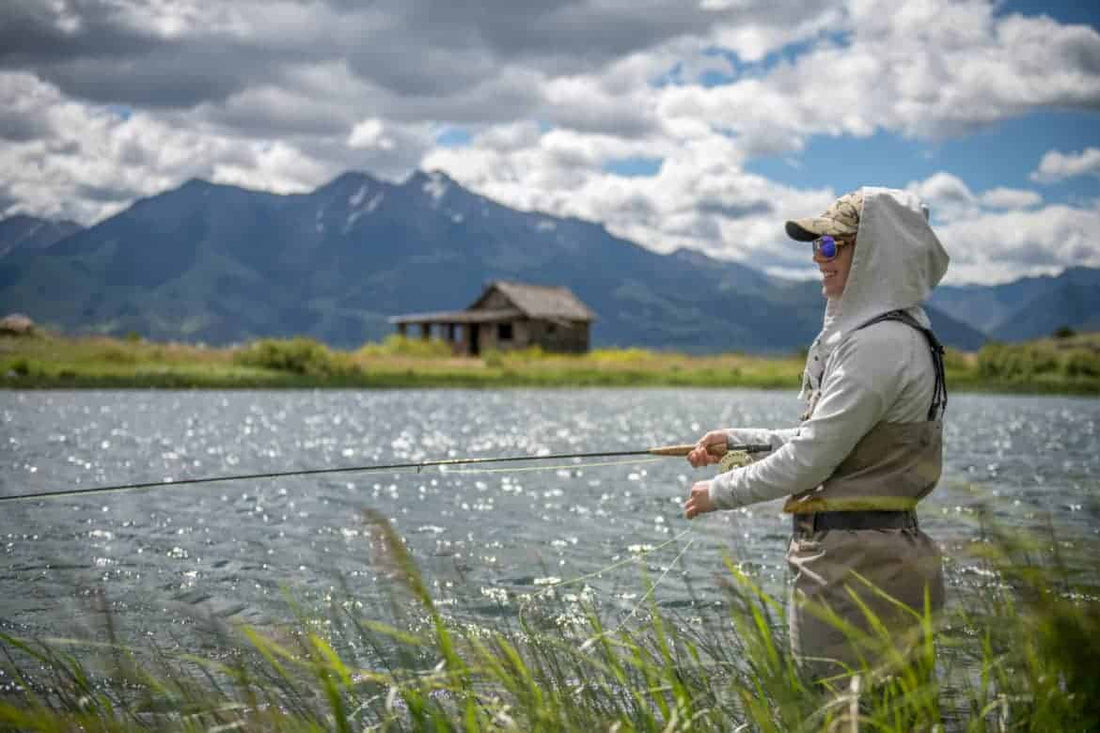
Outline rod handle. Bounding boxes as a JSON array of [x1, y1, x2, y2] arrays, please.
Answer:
[[649, 443, 720, 457], [649, 442, 771, 457]]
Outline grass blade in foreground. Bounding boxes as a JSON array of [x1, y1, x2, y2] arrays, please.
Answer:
[[1, 508, 1099, 730]]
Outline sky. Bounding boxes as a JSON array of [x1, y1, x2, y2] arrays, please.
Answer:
[[2, 0, 1099, 285]]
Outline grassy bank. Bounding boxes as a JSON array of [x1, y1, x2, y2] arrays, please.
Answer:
[[2, 331, 1099, 394], [2, 510, 1098, 730]]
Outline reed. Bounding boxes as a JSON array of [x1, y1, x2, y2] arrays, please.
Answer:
[[2, 506, 1098, 731]]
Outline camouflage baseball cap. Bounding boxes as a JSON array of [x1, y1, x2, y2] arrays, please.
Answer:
[[785, 190, 863, 241]]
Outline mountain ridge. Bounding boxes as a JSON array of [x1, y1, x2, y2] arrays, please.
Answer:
[[0, 215, 83, 259], [0, 171, 1086, 352]]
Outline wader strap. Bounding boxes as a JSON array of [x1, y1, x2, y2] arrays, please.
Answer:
[[856, 310, 948, 421], [792, 510, 918, 535]]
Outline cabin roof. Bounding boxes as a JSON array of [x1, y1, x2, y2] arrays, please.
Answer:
[[388, 308, 521, 325], [470, 281, 595, 321], [389, 281, 595, 324]]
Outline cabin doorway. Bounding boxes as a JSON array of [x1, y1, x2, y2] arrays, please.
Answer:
[[469, 324, 480, 356]]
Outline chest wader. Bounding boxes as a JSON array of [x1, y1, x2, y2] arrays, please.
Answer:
[[783, 310, 948, 681]]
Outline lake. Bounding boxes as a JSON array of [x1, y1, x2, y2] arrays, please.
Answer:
[[2, 389, 1098, 644]]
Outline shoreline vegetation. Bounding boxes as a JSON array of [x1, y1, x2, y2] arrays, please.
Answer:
[[1, 331, 1099, 394], [2, 510, 1099, 730]]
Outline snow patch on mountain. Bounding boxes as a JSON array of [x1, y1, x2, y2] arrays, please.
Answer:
[[423, 173, 448, 204], [349, 184, 370, 208], [344, 192, 384, 232]]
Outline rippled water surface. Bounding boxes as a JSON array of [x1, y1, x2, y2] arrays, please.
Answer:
[[2, 389, 1098, 640]]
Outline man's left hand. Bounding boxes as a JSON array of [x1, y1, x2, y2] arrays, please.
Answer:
[[684, 480, 716, 519]]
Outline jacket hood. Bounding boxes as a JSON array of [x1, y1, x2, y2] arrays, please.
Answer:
[[800, 187, 950, 402]]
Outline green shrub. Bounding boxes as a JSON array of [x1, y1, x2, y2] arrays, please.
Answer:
[[482, 348, 503, 368], [357, 334, 452, 359], [1052, 325, 1077, 339], [235, 338, 345, 376], [942, 347, 969, 371], [1062, 349, 1100, 378], [977, 342, 1059, 379], [6, 358, 32, 376]]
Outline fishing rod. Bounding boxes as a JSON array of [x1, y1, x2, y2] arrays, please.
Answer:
[[0, 442, 770, 504]]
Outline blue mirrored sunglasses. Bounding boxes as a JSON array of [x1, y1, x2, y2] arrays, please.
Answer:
[[811, 235, 850, 260]]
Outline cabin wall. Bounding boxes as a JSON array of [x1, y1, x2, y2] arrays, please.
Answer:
[[511, 320, 532, 349], [471, 319, 590, 354], [394, 319, 589, 355], [480, 323, 501, 352], [525, 320, 589, 353]]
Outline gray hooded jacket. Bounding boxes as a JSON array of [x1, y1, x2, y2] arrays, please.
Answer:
[[708, 187, 951, 509]]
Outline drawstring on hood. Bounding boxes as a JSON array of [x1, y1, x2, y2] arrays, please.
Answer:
[[798, 187, 950, 407]]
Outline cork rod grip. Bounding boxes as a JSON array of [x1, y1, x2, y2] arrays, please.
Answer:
[[648, 442, 772, 457], [648, 443, 721, 457]]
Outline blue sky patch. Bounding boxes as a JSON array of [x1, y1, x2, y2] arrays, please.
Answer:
[[653, 36, 836, 89], [744, 110, 1100, 204], [435, 126, 472, 147], [105, 104, 132, 121], [696, 36, 843, 88], [604, 156, 663, 177], [998, 0, 1100, 27]]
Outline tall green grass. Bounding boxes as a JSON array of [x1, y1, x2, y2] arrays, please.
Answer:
[[2, 508, 1099, 730]]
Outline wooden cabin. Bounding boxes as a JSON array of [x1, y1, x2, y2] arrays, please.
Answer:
[[388, 281, 595, 356]]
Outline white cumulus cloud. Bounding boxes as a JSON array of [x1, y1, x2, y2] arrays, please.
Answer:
[[903, 172, 1099, 284], [2, 0, 1099, 284], [1031, 147, 1100, 183], [979, 187, 1043, 210], [934, 203, 1100, 284]]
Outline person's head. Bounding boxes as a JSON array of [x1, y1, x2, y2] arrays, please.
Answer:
[[785, 190, 863, 301]]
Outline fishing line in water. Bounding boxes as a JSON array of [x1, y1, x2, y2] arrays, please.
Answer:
[[605, 531, 697, 630], [513, 449, 760, 636], [517, 526, 697, 629]]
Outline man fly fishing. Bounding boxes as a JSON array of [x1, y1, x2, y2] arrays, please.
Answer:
[[683, 188, 949, 682]]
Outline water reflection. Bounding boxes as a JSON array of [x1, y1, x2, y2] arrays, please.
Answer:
[[1, 389, 1098, 641]]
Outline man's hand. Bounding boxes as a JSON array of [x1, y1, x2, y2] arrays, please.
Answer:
[[687, 430, 728, 468], [684, 480, 716, 519]]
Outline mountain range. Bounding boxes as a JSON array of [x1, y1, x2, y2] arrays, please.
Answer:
[[0, 170, 1093, 353], [932, 267, 1100, 342]]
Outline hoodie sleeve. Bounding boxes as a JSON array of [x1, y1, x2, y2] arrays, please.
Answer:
[[724, 428, 799, 454], [708, 330, 901, 509]]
